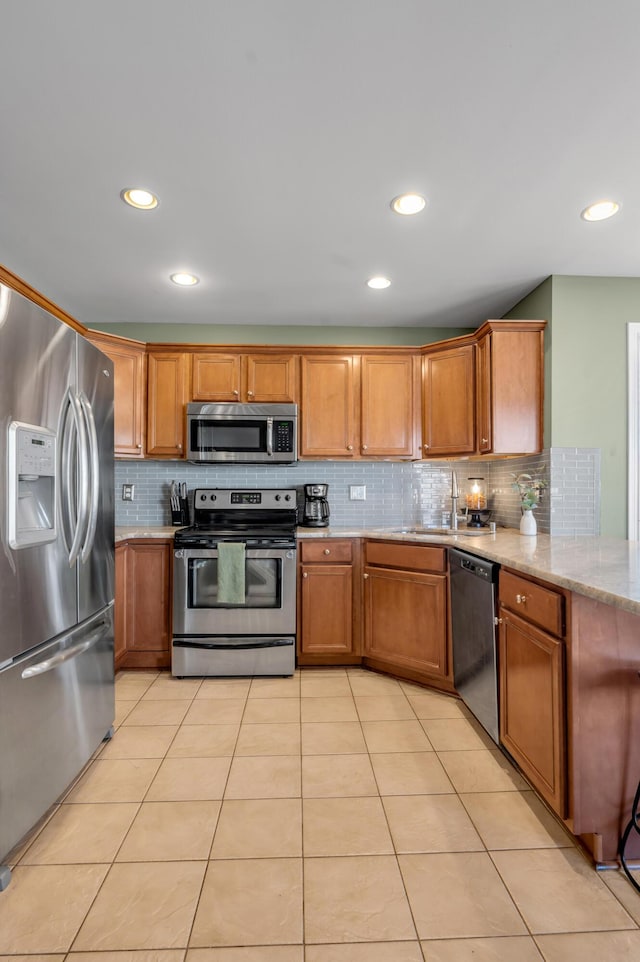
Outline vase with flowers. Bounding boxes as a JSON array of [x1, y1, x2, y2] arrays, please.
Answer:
[[512, 471, 547, 536]]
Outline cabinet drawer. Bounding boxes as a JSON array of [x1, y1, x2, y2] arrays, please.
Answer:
[[300, 540, 353, 563], [365, 540, 446, 573], [500, 569, 564, 637]]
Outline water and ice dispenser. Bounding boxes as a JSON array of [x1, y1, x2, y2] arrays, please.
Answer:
[[7, 421, 57, 549]]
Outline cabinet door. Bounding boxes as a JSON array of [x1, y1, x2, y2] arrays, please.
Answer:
[[245, 354, 298, 403], [123, 542, 171, 669], [299, 355, 359, 458], [299, 563, 354, 657], [476, 334, 492, 453], [360, 355, 419, 457], [114, 544, 127, 669], [364, 566, 448, 677], [87, 334, 146, 457], [477, 330, 544, 454], [422, 345, 475, 456], [499, 608, 566, 815], [147, 352, 190, 457], [192, 354, 242, 401]]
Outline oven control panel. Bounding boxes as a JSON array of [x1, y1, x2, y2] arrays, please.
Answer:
[[193, 488, 296, 510]]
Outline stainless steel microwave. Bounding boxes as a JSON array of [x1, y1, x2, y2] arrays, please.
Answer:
[[186, 403, 298, 463]]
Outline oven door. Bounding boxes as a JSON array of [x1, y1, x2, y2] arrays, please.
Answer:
[[173, 545, 297, 636]]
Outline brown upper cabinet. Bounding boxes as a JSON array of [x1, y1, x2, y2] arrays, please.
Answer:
[[420, 320, 545, 458], [86, 332, 146, 458], [476, 322, 545, 455], [146, 351, 190, 458], [422, 343, 475, 457], [87, 319, 544, 461], [192, 352, 299, 403], [299, 352, 420, 459]]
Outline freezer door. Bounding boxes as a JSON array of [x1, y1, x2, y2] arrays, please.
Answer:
[[0, 287, 78, 664], [0, 604, 114, 864], [75, 334, 114, 622]]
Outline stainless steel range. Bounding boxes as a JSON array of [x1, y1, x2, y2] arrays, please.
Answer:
[[172, 488, 297, 677]]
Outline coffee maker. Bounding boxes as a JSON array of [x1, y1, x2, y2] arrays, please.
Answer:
[[302, 483, 330, 527]]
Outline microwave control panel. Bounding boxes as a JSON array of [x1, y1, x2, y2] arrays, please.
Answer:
[[274, 420, 295, 453]]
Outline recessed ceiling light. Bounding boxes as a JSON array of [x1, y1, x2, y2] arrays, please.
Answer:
[[170, 272, 200, 286], [581, 199, 620, 222], [391, 193, 426, 216], [120, 187, 159, 210], [367, 276, 391, 290]]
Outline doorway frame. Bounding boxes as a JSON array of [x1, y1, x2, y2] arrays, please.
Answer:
[[628, 323, 640, 540]]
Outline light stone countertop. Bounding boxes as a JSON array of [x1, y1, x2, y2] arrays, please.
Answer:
[[116, 524, 640, 618]]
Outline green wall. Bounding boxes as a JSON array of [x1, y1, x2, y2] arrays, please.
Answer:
[[88, 322, 472, 346], [506, 274, 640, 539]]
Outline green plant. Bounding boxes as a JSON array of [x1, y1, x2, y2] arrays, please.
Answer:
[[512, 471, 547, 510]]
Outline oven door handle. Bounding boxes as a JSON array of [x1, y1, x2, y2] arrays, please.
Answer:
[[266, 417, 273, 456]]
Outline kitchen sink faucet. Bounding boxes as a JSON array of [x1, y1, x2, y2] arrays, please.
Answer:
[[451, 471, 459, 531]]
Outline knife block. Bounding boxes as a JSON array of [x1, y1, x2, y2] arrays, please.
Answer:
[[171, 498, 190, 526]]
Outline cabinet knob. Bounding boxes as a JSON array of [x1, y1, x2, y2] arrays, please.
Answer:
[[233, 389, 239, 397], [363, 573, 369, 579], [136, 443, 142, 449], [482, 437, 489, 444], [494, 616, 503, 625], [323, 548, 331, 555], [516, 594, 527, 604], [177, 443, 182, 450], [423, 444, 430, 450], [361, 444, 368, 452], [247, 390, 254, 397], [302, 572, 308, 579], [347, 444, 353, 451]]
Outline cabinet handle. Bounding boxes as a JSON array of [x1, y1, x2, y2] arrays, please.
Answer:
[[302, 572, 308, 579], [323, 548, 331, 555], [516, 594, 527, 604], [363, 573, 369, 579], [347, 444, 353, 451]]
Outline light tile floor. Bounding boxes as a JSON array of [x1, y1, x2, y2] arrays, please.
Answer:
[[1, 667, 639, 961]]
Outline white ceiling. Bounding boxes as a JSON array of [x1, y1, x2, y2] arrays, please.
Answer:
[[1, 0, 639, 330]]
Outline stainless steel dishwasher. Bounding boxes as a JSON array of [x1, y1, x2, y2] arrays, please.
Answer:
[[449, 548, 500, 744]]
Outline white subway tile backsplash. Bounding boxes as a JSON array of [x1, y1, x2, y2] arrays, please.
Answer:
[[114, 447, 601, 535]]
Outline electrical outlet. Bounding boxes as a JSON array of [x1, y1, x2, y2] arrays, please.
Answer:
[[122, 483, 135, 502], [349, 485, 366, 501]]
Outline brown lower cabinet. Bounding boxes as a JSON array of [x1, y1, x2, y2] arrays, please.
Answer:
[[115, 540, 172, 670], [297, 540, 361, 664], [498, 568, 567, 817], [362, 540, 452, 690]]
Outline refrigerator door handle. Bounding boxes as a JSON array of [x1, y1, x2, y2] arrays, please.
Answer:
[[60, 389, 89, 566], [78, 392, 100, 563], [20, 619, 109, 679]]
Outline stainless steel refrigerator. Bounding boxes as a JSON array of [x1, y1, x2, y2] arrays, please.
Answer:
[[0, 284, 115, 890]]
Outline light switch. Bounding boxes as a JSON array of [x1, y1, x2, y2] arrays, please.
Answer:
[[349, 485, 366, 501]]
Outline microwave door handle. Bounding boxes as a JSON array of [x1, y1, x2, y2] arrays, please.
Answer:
[[266, 417, 273, 457]]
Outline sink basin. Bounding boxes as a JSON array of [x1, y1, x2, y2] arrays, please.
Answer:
[[391, 527, 455, 535], [391, 526, 494, 537]]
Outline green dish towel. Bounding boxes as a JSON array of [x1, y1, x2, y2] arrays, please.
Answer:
[[217, 542, 246, 605]]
